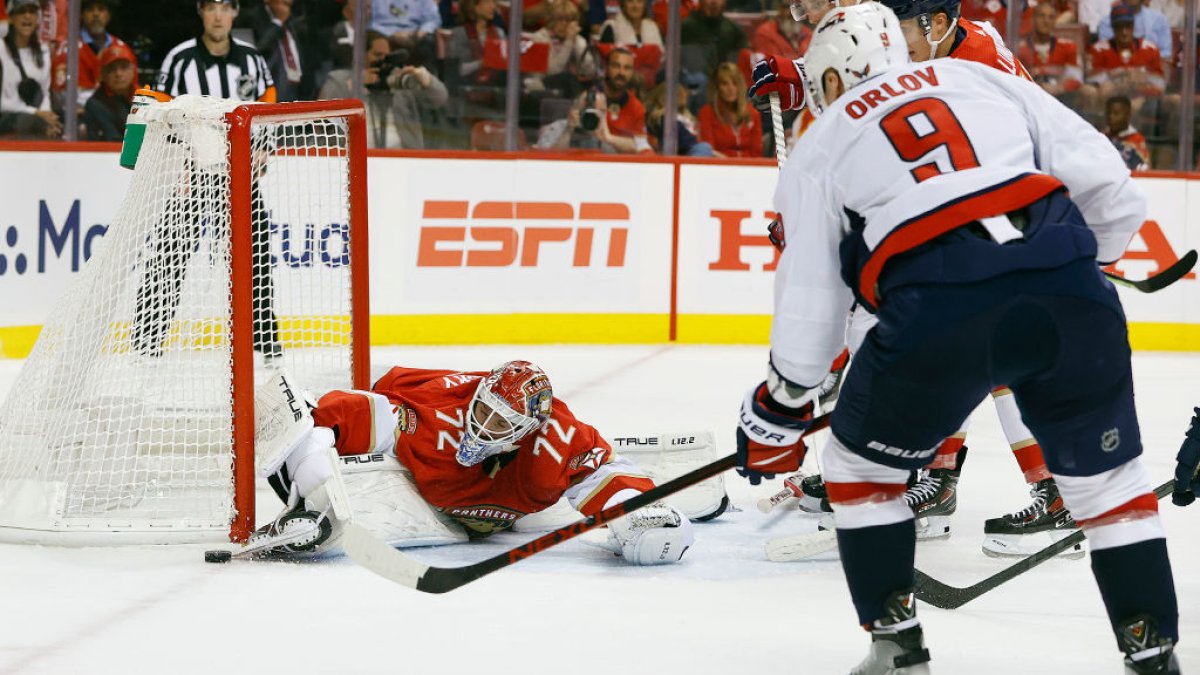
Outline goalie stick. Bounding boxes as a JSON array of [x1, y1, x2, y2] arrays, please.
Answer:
[[914, 478, 1174, 610], [343, 414, 832, 593], [1104, 249, 1197, 293]]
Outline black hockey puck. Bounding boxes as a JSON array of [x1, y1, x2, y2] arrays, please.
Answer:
[[205, 549, 233, 563]]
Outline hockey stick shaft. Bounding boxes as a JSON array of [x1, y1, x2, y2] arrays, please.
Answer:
[[1104, 249, 1196, 293], [769, 93, 786, 169], [345, 413, 832, 593], [914, 478, 1174, 610]]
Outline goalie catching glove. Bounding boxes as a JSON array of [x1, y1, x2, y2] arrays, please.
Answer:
[[605, 498, 694, 565], [1173, 407, 1200, 507], [736, 361, 817, 485]]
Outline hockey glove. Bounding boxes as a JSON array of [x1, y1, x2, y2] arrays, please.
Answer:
[[1172, 407, 1200, 506], [736, 381, 813, 485], [607, 502, 694, 565], [748, 55, 807, 113]]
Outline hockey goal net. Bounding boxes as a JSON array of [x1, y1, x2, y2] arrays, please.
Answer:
[[0, 97, 370, 544]]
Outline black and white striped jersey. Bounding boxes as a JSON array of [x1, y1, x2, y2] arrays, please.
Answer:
[[155, 37, 277, 102]]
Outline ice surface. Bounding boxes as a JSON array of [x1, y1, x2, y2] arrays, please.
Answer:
[[0, 345, 1195, 675]]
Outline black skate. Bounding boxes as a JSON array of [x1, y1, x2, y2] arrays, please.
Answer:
[[797, 474, 832, 513], [850, 590, 932, 675], [906, 448, 966, 541], [981, 477, 1083, 559], [1118, 615, 1181, 674]]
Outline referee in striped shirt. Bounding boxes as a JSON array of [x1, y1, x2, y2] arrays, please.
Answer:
[[132, 0, 282, 359], [156, 0, 276, 102]]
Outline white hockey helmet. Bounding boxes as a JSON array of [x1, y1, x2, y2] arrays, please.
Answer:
[[457, 361, 554, 467], [804, 2, 909, 113]]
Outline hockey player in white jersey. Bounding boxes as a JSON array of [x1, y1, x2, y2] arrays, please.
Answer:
[[733, 4, 1181, 673]]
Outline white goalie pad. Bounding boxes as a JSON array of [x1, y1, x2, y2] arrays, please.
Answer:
[[611, 431, 727, 521], [338, 454, 468, 548], [254, 370, 315, 478]]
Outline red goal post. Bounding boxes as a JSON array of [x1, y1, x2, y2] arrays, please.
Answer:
[[228, 100, 371, 541]]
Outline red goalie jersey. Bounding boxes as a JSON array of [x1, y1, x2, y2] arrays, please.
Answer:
[[313, 366, 655, 536]]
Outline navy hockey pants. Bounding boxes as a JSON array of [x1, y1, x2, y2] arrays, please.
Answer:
[[830, 257, 1141, 477]]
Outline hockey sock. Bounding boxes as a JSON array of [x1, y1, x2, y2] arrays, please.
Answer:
[[836, 519, 917, 626], [1012, 442, 1051, 483], [992, 386, 1052, 483], [1091, 538, 1179, 643], [929, 434, 964, 471]]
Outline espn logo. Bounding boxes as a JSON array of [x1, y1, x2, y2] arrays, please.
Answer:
[[417, 201, 630, 268]]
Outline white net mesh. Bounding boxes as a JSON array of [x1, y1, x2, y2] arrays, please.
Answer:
[[0, 96, 360, 544]]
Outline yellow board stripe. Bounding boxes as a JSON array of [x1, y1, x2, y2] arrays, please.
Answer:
[[0, 316, 1197, 359]]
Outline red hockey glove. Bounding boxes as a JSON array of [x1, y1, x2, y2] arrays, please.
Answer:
[[736, 381, 813, 485], [748, 55, 807, 113]]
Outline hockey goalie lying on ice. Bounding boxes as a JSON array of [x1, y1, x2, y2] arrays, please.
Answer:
[[248, 361, 725, 566]]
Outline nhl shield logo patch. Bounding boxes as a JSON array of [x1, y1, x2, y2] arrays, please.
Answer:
[[1101, 427, 1121, 453]]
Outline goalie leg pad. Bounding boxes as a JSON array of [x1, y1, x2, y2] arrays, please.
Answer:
[[611, 431, 729, 521]]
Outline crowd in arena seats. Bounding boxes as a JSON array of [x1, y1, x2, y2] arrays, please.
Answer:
[[0, 0, 1196, 168]]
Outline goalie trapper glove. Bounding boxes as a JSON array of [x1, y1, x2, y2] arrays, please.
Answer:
[[607, 501, 694, 565], [736, 372, 815, 485], [1172, 407, 1200, 507], [748, 55, 807, 112]]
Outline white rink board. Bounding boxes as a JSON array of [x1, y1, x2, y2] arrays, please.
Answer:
[[0, 149, 1196, 349]]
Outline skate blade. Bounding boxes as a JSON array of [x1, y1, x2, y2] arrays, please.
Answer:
[[981, 529, 1085, 560], [796, 495, 830, 513], [915, 515, 952, 541]]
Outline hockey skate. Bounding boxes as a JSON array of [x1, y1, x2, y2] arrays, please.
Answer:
[[850, 590, 932, 675], [981, 477, 1083, 559], [797, 473, 832, 513], [1118, 615, 1181, 674], [906, 449, 966, 540]]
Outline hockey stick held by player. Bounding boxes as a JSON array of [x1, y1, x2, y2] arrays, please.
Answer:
[[740, 3, 1181, 673], [259, 360, 694, 566]]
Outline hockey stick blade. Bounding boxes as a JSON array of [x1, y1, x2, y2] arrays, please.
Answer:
[[344, 414, 832, 593], [1106, 249, 1197, 293], [765, 528, 838, 562], [914, 479, 1174, 610]]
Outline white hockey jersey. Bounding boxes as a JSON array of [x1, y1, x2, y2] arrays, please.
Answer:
[[770, 58, 1145, 389]]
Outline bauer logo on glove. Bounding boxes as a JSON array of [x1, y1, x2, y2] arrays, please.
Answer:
[[735, 381, 814, 484]]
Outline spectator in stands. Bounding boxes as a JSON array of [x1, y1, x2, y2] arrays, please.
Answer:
[[1149, 0, 1184, 29], [371, 0, 439, 64], [653, 0, 695, 38], [529, 0, 596, 98], [50, 0, 134, 108], [447, 0, 505, 84], [697, 61, 760, 157], [1088, 4, 1166, 101], [82, 41, 134, 140], [680, 0, 747, 73], [246, 0, 310, 101], [750, 2, 809, 61], [1103, 94, 1150, 170], [644, 81, 712, 155], [320, 28, 447, 148], [598, 0, 662, 48], [0, 0, 61, 138], [536, 47, 650, 153], [1018, 1, 1084, 98], [330, 0, 359, 67], [1098, 0, 1172, 59]]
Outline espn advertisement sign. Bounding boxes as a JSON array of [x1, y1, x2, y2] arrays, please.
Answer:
[[366, 157, 674, 340]]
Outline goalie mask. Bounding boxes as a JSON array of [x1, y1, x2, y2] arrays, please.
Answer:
[[804, 2, 909, 113], [457, 361, 554, 467]]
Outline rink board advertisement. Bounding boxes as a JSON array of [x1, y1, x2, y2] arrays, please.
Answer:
[[0, 147, 1196, 356]]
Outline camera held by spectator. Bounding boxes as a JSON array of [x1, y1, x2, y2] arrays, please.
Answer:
[[369, 47, 426, 92]]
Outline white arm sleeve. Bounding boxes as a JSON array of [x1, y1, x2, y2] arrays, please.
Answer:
[[991, 68, 1146, 263], [770, 161, 857, 388]]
